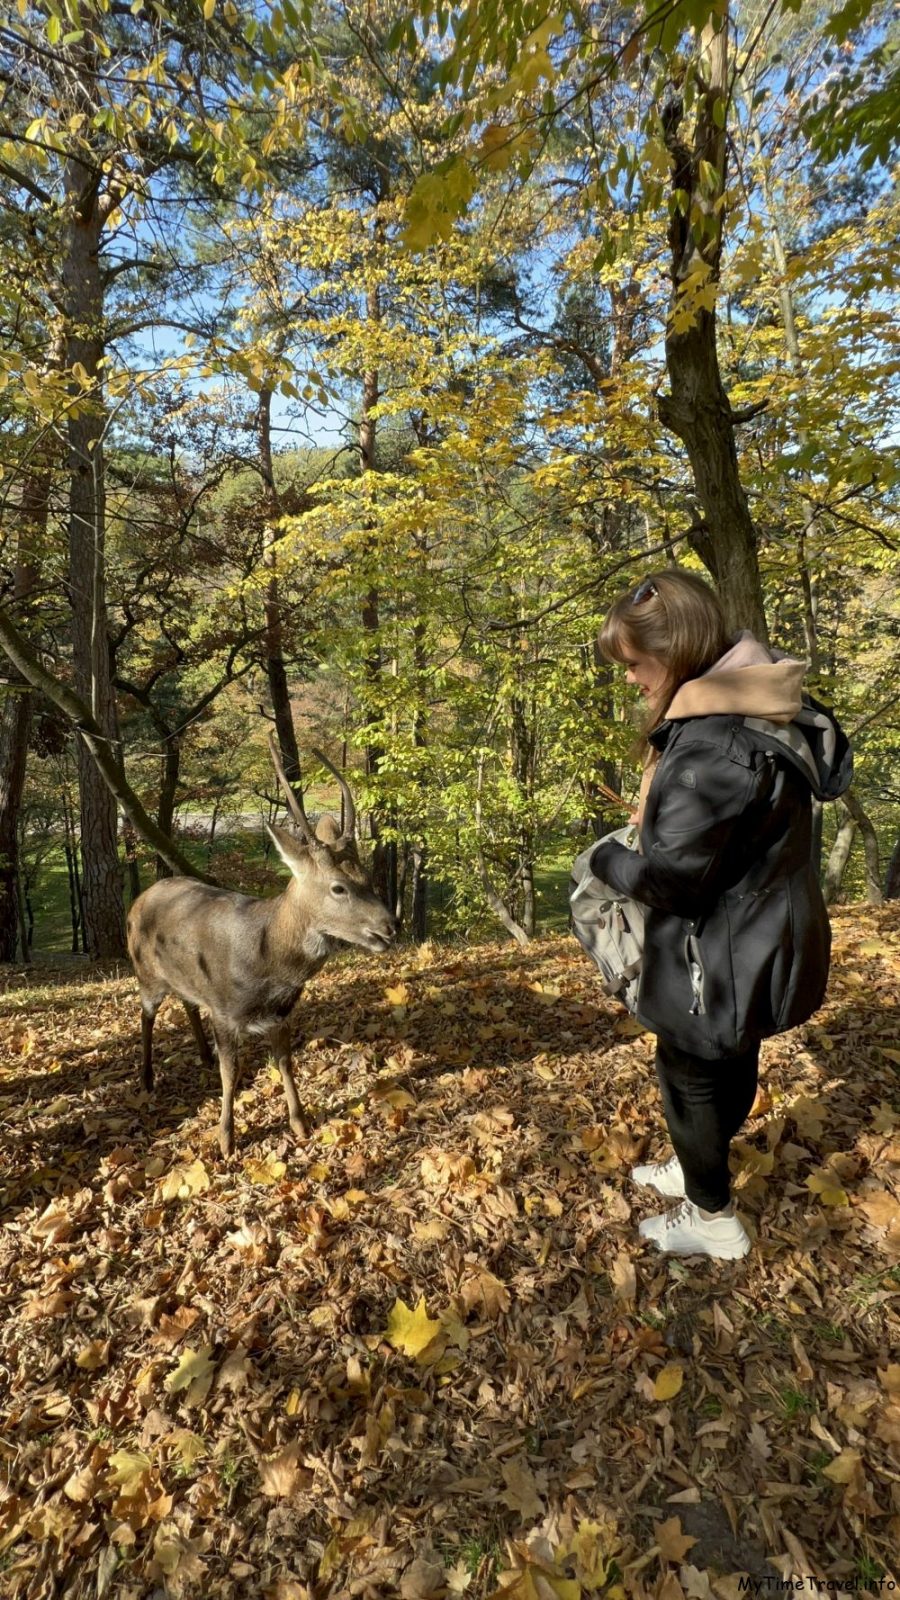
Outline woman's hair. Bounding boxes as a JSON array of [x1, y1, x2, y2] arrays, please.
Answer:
[[599, 567, 730, 745]]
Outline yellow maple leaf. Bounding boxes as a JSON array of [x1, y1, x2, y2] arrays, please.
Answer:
[[653, 1363, 684, 1401], [383, 1295, 443, 1360], [158, 1158, 210, 1201], [167, 1430, 206, 1469], [166, 1345, 216, 1405], [806, 1169, 849, 1206], [560, 1511, 621, 1588], [384, 982, 409, 1006], [107, 1448, 152, 1497], [243, 1155, 287, 1186]]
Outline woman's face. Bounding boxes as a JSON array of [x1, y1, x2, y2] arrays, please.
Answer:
[[621, 641, 668, 701]]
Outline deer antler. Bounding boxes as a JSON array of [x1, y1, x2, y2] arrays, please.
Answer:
[[268, 731, 317, 845], [309, 747, 356, 845]]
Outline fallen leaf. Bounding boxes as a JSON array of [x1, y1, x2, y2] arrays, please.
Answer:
[[217, 1344, 253, 1392], [243, 1155, 287, 1186], [653, 1364, 685, 1401], [168, 1430, 207, 1470], [807, 1169, 849, 1206], [165, 1346, 216, 1406], [611, 1252, 636, 1302], [258, 1441, 306, 1497], [459, 1269, 510, 1319], [822, 1448, 863, 1484], [654, 1515, 697, 1564], [155, 1306, 201, 1347], [400, 1555, 446, 1597], [559, 1512, 621, 1587], [384, 1296, 443, 1360], [75, 1339, 110, 1370], [63, 1464, 98, 1503], [857, 1190, 900, 1229], [413, 1218, 450, 1243], [158, 1159, 210, 1202], [500, 1454, 545, 1520], [107, 1449, 152, 1498]]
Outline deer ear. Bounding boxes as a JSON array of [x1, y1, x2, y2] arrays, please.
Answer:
[[266, 822, 310, 878], [313, 814, 343, 847]]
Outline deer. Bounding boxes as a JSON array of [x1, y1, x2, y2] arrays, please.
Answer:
[[127, 733, 398, 1156]]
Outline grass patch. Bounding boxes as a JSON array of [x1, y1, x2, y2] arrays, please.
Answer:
[[778, 1385, 815, 1420]]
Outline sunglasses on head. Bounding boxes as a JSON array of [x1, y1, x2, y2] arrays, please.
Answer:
[[632, 579, 658, 604]]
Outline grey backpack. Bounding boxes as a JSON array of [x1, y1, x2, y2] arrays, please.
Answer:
[[568, 826, 645, 1015]]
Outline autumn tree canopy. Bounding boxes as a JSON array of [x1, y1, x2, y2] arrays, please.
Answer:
[[0, 0, 897, 956]]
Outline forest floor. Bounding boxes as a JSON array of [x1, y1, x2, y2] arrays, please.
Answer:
[[0, 904, 899, 1600]]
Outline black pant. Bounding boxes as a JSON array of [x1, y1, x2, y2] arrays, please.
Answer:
[[654, 1036, 760, 1213]]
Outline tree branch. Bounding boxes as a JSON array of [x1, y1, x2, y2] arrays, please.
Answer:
[[0, 155, 52, 206], [0, 606, 214, 884]]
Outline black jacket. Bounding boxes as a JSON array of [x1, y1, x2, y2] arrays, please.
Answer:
[[589, 695, 852, 1059]]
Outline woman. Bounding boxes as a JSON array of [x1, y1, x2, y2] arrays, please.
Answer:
[[590, 569, 852, 1259]]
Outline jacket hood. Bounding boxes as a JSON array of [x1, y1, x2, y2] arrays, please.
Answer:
[[659, 631, 853, 802], [666, 631, 805, 723]]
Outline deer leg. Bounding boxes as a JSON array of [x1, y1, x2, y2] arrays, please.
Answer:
[[140, 1001, 159, 1092], [270, 1023, 309, 1141], [211, 1023, 240, 1158], [183, 1002, 213, 1069]]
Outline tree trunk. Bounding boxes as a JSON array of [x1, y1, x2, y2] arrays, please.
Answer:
[[823, 810, 856, 905], [258, 385, 301, 784], [122, 818, 142, 903], [841, 787, 883, 904], [360, 214, 390, 903], [749, 112, 835, 877], [884, 837, 900, 900], [410, 615, 429, 942], [0, 691, 32, 962], [410, 844, 428, 941], [510, 680, 536, 936], [474, 849, 530, 945], [474, 749, 530, 944], [155, 735, 181, 879], [15, 862, 30, 963], [0, 472, 45, 961], [62, 151, 126, 955], [64, 835, 81, 953], [658, 11, 768, 641]]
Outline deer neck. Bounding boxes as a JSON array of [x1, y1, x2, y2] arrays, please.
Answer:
[[267, 883, 336, 971]]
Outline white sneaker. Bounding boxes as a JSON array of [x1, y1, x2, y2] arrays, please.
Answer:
[[631, 1153, 686, 1198], [639, 1198, 751, 1259]]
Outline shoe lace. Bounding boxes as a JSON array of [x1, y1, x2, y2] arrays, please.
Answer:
[[665, 1200, 695, 1230]]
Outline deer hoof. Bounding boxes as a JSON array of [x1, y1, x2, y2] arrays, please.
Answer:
[[289, 1116, 310, 1141], [218, 1126, 235, 1159]]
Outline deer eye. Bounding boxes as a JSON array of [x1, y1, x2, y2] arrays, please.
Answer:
[[330, 883, 348, 896]]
